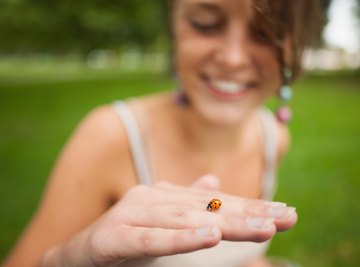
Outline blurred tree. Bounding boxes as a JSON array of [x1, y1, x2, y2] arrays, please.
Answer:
[[320, 0, 332, 12], [0, 0, 167, 53], [0, 0, 337, 54]]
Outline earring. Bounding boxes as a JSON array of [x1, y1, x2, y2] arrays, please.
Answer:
[[174, 88, 189, 106], [276, 68, 293, 123], [173, 76, 190, 106]]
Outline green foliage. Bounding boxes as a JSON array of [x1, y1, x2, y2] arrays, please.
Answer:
[[320, 0, 333, 13], [0, 0, 168, 53], [0, 0, 342, 54]]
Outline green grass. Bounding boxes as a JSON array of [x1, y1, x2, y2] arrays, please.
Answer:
[[270, 72, 360, 267], [0, 67, 359, 267]]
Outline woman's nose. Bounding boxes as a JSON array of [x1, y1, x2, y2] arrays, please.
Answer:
[[215, 27, 253, 71]]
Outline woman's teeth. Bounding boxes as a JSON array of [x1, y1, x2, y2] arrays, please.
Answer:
[[213, 80, 247, 94]]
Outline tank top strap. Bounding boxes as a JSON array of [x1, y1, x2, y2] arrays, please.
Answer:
[[112, 101, 278, 199], [258, 108, 278, 200], [112, 101, 153, 186]]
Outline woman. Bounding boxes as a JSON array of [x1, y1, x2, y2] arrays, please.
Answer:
[[3, 0, 323, 266]]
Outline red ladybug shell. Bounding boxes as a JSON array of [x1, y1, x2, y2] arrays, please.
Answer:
[[207, 198, 222, 211]]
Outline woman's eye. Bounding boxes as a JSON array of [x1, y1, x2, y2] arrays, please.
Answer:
[[190, 20, 223, 34]]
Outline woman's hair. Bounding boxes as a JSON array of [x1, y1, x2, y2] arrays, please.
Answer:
[[167, 0, 325, 82], [249, 0, 325, 82]]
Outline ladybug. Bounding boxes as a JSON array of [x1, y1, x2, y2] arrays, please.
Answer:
[[207, 198, 222, 211]]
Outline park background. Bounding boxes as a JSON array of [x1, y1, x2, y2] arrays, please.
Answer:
[[0, 0, 359, 266]]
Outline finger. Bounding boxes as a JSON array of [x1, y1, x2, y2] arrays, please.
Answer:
[[128, 205, 276, 242], [152, 184, 289, 220], [154, 181, 175, 190], [273, 209, 298, 232], [122, 225, 221, 258], [205, 197, 297, 232], [190, 174, 221, 190], [155, 175, 221, 192], [190, 192, 297, 230], [222, 216, 276, 242], [162, 188, 295, 221], [129, 183, 296, 232], [235, 202, 297, 232]]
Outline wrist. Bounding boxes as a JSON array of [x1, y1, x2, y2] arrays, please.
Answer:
[[41, 231, 96, 267], [41, 246, 65, 267]]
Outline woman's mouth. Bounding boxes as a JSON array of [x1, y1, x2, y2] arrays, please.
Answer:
[[203, 75, 257, 100], [213, 80, 247, 93]]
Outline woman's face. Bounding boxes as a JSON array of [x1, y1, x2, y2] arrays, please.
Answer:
[[172, 0, 283, 125]]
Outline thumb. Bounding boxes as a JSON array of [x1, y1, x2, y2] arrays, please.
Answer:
[[191, 174, 221, 190]]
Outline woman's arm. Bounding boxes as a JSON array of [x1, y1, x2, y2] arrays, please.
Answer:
[[38, 181, 296, 267], [3, 106, 297, 267], [2, 105, 132, 267]]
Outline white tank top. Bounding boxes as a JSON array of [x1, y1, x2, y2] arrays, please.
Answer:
[[113, 101, 278, 267]]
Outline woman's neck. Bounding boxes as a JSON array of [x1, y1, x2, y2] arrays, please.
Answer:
[[166, 94, 255, 157]]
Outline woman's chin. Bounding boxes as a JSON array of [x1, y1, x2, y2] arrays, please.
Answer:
[[194, 102, 252, 127]]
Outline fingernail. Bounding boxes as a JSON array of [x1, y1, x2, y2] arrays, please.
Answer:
[[285, 207, 297, 219], [195, 226, 218, 237], [269, 206, 296, 219], [268, 201, 287, 207], [246, 217, 273, 229]]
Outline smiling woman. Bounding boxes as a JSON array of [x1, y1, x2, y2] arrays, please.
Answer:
[[2, 1, 323, 267], [170, 0, 322, 125], [173, 0, 283, 125]]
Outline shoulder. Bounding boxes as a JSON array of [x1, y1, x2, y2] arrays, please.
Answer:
[[54, 103, 137, 198], [69, 102, 135, 171], [275, 120, 291, 163], [65, 103, 138, 164], [73, 104, 128, 148], [2, 105, 137, 266]]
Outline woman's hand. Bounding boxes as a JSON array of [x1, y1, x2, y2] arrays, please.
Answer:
[[42, 175, 297, 267]]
